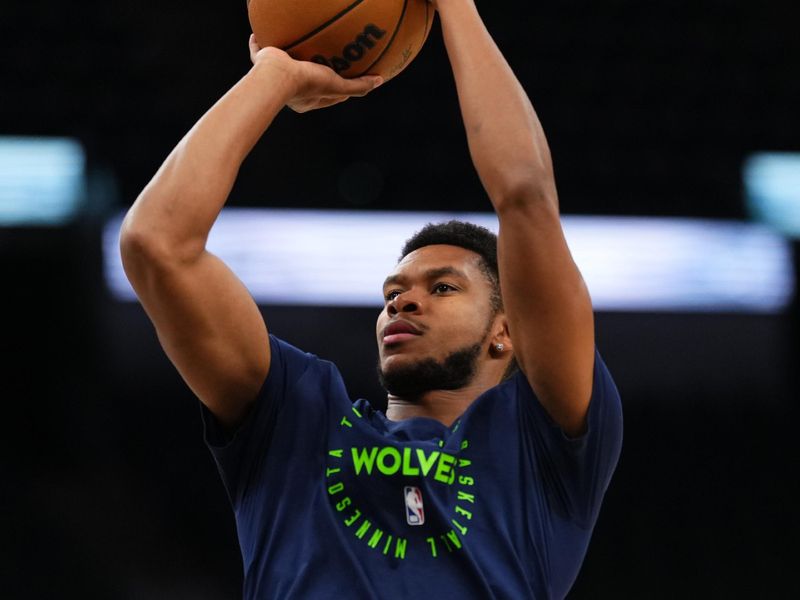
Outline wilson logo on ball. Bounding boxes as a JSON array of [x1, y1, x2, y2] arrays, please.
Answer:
[[311, 24, 387, 73]]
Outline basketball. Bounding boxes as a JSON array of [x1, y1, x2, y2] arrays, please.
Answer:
[[247, 0, 435, 82]]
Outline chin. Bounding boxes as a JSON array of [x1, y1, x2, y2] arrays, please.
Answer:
[[378, 348, 433, 370], [380, 351, 419, 371], [378, 351, 429, 380], [377, 342, 482, 397]]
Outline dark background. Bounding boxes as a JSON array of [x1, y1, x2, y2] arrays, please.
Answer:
[[2, 0, 799, 597]]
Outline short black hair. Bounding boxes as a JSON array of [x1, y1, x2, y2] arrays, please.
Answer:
[[399, 220, 502, 312]]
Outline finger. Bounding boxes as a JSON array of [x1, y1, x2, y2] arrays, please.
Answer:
[[248, 34, 261, 62], [351, 78, 383, 97], [309, 96, 350, 110], [320, 96, 350, 108], [333, 75, 383, 97], [290, 96, 350, 113]]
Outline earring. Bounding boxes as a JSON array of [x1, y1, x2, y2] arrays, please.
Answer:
[[495, 343, 504, 352]]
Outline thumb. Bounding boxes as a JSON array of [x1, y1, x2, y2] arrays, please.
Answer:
[[341, 75, 384, 97]]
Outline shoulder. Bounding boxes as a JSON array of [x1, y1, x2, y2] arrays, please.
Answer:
[[265, 334, 355, 414], [267, 335, 336, 388], [482, 349, 621, 442]]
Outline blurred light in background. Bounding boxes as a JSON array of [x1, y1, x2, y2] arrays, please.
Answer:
[[0, 136, 86, 226], [103, 209, 794, 313], [745, 152, 800, 239]]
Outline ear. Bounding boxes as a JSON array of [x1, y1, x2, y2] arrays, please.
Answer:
[[489, 313, 513, 357]]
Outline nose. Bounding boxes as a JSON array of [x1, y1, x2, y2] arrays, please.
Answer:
[[387, 291, 421, 316]]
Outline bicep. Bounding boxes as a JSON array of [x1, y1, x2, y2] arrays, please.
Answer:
[[497, 198, 594, 437], [123, 246, 270, 429]]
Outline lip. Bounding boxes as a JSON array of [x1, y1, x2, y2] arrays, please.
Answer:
[[383, 332, 420, 345], [382, 319, 423, 345]]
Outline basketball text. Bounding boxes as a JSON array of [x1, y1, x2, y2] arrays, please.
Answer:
[[311, 24, 387, 73]]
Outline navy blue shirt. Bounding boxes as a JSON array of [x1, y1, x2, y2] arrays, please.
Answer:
[[202, 335, 622, 599]]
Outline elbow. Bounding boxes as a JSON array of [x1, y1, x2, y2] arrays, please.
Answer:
[[119, 209, 144, 257], [119, 204, 161, 261], [491, 171, 559, 217], [118, 212, 162, 283], [118, 205, 202, 281]]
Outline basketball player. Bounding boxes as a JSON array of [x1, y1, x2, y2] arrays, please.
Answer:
[[120, 0, 622, 597]]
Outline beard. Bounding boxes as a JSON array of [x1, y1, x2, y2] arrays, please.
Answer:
[[377, 342, 483, 399]]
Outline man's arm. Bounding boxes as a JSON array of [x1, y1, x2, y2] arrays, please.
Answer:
[[120, 41, 381, 429], [437, 1, 594, 437]]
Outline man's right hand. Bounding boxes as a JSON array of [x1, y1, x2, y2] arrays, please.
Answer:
[[248, 35, 382, 113]]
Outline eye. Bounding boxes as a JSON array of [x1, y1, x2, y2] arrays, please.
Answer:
[[433, 283, 456, 294], [385, 289, 402, 302]]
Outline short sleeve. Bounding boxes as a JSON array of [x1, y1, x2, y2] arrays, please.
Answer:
[[518, 349, 623, 527], [199, 334, 318, 505]]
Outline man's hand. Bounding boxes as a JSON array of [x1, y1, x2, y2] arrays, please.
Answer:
[[249, 35, 382, 113]]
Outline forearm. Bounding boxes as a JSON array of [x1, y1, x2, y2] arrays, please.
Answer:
[[122, 59, 295, 258], [437, 0, 556, 208]]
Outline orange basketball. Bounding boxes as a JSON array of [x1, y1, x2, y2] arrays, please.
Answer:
[[248, 0, 435, 82]]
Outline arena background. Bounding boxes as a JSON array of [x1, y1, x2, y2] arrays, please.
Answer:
[[2, 1, 798, 597]]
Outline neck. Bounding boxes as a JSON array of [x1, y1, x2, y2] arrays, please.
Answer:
[[385, 376, 498, 427]]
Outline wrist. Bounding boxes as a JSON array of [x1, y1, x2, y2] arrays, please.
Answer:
[[249, 53, 300, 103]]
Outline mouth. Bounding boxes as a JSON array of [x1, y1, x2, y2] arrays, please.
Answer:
[[382, 319, 423, 345]]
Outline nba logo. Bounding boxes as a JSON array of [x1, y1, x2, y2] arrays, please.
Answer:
[[404, 486, 425, 526]]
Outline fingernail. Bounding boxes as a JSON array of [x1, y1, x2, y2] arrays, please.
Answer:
[[372, 77, 383, 88]]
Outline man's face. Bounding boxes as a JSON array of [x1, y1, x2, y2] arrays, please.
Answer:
[[376, 244, 497, 395]]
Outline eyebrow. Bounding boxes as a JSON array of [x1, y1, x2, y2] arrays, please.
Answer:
[[383, 266, 469, 289]]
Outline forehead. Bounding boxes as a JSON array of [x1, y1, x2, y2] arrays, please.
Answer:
[[386, 244, 485, 282]]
